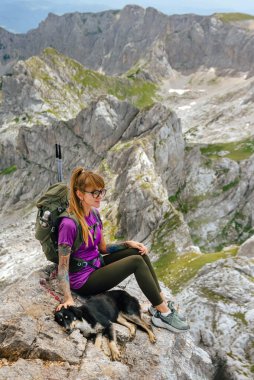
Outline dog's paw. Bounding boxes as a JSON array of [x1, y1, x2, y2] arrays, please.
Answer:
[[109, 341, 121, 361], [94, 333, 102, 350], [129, 324, 137, 338], [149, 332, 156, 343], [101, 337, 112, 357], [111, 348, 121, 361]]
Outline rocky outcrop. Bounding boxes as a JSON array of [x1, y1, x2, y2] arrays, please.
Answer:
[[1, 6, 254, 78], [0, 208, 252, 379], [69, 96, 139, 155], [168, 146, 254, 251], [0, 266, 215, 379], [238, 235, 254, 258], [0, 47, 155, 122], [178, 253, 254, 379]]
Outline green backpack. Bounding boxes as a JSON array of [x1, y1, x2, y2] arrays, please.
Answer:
[[35, 182, 103, 271]]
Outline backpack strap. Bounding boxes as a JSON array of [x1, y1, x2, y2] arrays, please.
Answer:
[[91, 208, 102, 227]]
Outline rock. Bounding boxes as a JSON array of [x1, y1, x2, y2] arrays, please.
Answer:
[[176, 146, 254, 251], [0, 316, 37, 361], [178, 255, 254, 379], [200, 329, 215, 347], [0, 267, 215, 380], [238, 235, 254, 258], [70, 95, 138, 155], [0, 358, 72, 380]]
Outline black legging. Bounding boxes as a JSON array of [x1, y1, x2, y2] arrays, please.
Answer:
[[74, 248, 163, 306]]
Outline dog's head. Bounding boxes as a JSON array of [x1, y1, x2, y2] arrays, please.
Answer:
[[54, 306, 83, 333]]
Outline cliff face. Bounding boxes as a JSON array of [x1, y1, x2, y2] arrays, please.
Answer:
[[1, 6, 254, 77]]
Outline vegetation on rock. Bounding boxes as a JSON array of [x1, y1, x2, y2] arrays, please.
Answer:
[[200, 139, 254, 161], [214, 13, 254, 23], [26, 48, 158, 116], [153, 246, 238, 294]]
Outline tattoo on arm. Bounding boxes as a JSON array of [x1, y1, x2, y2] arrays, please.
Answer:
[[106, 243, 128, 254], [58, 244, 72, 301], [59, 244, 71, 256]]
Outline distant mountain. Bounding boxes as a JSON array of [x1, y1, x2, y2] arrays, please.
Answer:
[[1, 5, 254, 77]]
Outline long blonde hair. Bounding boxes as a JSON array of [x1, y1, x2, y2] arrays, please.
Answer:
[[69, 167, 105, 245]]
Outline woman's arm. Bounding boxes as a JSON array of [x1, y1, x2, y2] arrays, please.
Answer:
[[98, 233, 107, 254], [98, 233, 148, 255], [55, 244, 75, 311], [98, 233, 127, 254]]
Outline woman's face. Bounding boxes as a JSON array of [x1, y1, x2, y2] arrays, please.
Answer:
[[77, 186, 106, 209]]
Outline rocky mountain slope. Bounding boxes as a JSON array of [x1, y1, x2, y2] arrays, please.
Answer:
[[1, 6, 254, 379], [0, 266, 215, 380], [1, 46, 254, 252], [179, 248, 254, 379], [0, 209, 253, 379], [1, 6, 254, 78]]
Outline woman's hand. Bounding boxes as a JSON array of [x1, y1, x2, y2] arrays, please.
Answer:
[[126, 240, 148, 255], [56, 298, 75, 312]]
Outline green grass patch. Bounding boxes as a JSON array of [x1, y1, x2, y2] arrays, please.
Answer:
[[222, 178, 240, 192], [153, 247, 238, 294], [214, 13, 254, 23], [126, 67, 141, 79], [231, 312, 247, 325], [0, 165, 17, 175], [200, 287, 230, 303], [200, 139, 254, 161], [169, 188, 210, 214], [73, 68, 157, 109]]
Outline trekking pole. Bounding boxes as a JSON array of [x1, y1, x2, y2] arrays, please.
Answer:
[[58, 144, 63, 182], [55, 144, 60, 182]]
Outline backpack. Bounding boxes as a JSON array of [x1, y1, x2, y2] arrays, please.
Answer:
[[35, 182, 103, 270]]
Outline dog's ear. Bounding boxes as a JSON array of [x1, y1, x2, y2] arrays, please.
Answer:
[[68, 306, 83, 320]]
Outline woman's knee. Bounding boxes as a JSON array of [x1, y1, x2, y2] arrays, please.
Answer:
[[126, 248, 139, 256], [131, 254, 145, 268]]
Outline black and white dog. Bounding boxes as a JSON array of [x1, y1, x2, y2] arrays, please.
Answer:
[[54, 290, 156, 360]]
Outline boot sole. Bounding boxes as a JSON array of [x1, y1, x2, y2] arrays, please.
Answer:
[[151, 316, 189, 333]]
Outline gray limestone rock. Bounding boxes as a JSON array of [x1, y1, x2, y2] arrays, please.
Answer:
[[238, 234, 254, 258], [70, 95, 138, 155], [178, 255, 254, 379], [173, 146, 254, 251], [0, 267, 215, 380]]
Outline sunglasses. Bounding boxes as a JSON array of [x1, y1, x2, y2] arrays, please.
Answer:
[[83, 189, 107, 199]]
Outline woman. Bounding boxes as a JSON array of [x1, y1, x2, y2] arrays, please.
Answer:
[[56, 167, 189, 333]]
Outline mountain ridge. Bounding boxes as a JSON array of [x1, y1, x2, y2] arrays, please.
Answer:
[[1, 5, 254, 78]]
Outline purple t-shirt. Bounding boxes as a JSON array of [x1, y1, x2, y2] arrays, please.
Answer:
[[58, 209, 102, 289]]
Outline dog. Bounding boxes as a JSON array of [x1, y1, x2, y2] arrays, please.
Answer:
[[54, 290, 156, 360]]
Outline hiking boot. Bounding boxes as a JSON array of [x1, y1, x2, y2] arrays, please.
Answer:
[[149, 301, 187, 321], [152, 311, 190, 333]]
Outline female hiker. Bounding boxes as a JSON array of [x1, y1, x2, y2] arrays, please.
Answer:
[[56, 167, 189, 333]]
